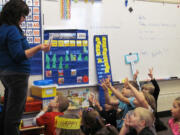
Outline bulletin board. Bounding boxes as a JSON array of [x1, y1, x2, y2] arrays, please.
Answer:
[[42, 0, 180, 86], [43, 29, 89, 86]]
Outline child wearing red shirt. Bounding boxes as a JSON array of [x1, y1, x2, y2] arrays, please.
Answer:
[[33, 94, 69, 135]]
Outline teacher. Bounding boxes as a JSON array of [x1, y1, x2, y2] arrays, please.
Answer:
[[0, 0, 51, 135]]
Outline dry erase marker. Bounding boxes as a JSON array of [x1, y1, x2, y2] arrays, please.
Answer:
[[170, 76, 178, 79]]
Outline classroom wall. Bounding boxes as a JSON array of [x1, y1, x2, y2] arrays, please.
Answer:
[[42, 0, 180, 84], [157, 80, 180, 111]]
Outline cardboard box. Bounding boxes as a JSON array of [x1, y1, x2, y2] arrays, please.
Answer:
[[31, 85, 56, 98]]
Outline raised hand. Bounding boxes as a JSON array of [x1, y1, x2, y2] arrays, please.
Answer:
[[105, 76, 112, 88], [43, 105, 49, 112], [88, 93, 94, 105], [100, 78, 108, 92], [120, 112, 132, 134], [124, 78, 129, 88], [133, 70, 139, 81], [94, 98, 100, 107], [148, 68, 154, 79]]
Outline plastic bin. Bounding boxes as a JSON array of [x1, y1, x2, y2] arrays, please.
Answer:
[[31, 85, 56, 98], [25, 100, 42, 112], [33, 79, 53, 86]]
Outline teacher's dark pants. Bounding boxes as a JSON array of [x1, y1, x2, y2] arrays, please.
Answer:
[[0, 73, 29, 135]]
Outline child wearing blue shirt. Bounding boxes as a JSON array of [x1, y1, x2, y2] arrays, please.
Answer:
[[0, 1, 51, 135], [100, 77, 139, 130]]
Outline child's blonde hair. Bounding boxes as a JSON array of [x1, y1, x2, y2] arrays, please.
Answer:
[[57, 94, 69, 112], [174, 97, 180, 107], [142, 83, 155, 95], [135, 107, 155, 127], [173, 97, 180, 122], [143, 91, 156, 113]]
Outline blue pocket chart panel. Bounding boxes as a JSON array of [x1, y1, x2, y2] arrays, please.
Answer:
[[0, 0, 42, 75], [44, 30, 89, 86], [22, 0, 42, 75], [94, 35, 113, 83], [94, 35, 113, 106]]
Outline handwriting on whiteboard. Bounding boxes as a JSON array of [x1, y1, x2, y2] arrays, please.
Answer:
[[138, 15, 177, 41], [140, 48, 169, 58]]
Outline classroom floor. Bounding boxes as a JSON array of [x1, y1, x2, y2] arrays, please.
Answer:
[[157, 116, 173, 135]]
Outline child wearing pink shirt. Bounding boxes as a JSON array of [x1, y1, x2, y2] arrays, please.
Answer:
[[169, 97, 180, 135]]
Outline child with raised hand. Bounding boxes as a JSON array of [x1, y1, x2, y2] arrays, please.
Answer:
[[169, 97, 180, 135], [133, 68, 159, 104], [124, 78, 156, 113], [88, 93, 117, 128], [120, 107, 156, 135], [100, 77, 137, 130], [55, 113, 82, 135], [142, 68, 159, 102], [33, 94, 69, 135], [134, 68, 167, 131]]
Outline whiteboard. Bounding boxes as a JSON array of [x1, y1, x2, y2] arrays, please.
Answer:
[[42, 0, 180, 86]]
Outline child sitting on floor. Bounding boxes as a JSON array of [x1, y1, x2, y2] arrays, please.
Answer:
[[120, 107, 156, 135], [55, 113, 82, 135], [81, 107, 105, 135], [169, 97, 180, 135], [33, 94, 69, 135], [88, 94, 117, 128], [134, 68, 167, 131], [124, 78, 156, 113], [100, 77, 139, 130]]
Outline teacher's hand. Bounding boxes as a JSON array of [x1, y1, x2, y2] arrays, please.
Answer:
[[40, 43, 51, 52]]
